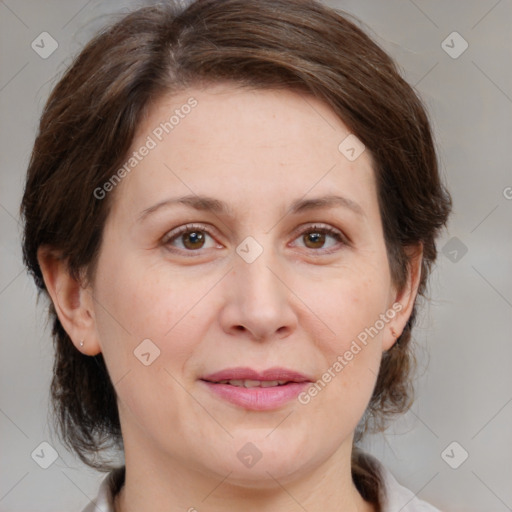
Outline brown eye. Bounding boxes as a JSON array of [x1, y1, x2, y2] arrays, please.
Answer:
[[303, 231, 327, 249], [181, 230, 206, 250], [163, 223, 218, 254], [292, 224, 347, 252]]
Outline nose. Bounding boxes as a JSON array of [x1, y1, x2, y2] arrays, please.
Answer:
[[218, 248, 298, 342]]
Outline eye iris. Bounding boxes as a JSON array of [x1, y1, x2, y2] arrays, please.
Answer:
[[183, 231, 205, 249], [173, 228, 335, 252], [304, 231, 325, 249]]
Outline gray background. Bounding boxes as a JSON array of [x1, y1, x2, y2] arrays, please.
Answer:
[[1, 0, 511, 510]]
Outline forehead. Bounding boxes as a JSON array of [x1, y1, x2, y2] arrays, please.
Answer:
[[109, 83, 378, 223], [139, 83, 353, 159]]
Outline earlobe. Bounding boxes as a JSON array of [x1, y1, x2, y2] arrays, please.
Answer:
[[382, 244, 423, 352], [37, 246, 102, 356]]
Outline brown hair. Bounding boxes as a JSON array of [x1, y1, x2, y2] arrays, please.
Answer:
[[20, 0, 451, 505]]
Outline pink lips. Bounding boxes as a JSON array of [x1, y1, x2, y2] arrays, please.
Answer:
[[200, 367, 313, 411]]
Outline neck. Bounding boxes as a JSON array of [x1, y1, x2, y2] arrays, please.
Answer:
[[113, 433, 376, 512]]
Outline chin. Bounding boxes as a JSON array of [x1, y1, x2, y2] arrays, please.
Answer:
[[202, 432, 322, 488], [219, 459, 308, 490]]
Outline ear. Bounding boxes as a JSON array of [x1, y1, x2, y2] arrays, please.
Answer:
[[37, 246, 102, 356], [382, 243, 423, 352]]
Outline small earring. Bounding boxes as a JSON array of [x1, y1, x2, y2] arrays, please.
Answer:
[[79, 340, 84, 347], [390, 328, 398, 338]]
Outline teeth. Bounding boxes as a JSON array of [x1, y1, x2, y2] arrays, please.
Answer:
[[217, 379, 289, 387], [260, 380, 280, 388], [244, 379, 264, 388], [228, 379, 245, 387]]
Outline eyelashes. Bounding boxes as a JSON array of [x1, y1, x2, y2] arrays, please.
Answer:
[[161, 222, 349, 257], [162, 223, 220, 254], [291, 224, 347, 252]]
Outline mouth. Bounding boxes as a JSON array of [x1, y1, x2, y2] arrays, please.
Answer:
[[206, 379, 296, 388], [200, 367, 313, 411]]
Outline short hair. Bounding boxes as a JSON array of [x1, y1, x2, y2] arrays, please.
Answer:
[[20, 0, 451, 501]]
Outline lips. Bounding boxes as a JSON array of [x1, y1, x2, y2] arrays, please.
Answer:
[[202, 367, 312, 384], [200, 367, 313, 411], [213, 379, 290, 388]]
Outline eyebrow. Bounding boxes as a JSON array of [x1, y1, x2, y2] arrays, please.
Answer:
[[137, 193, 364, 222]]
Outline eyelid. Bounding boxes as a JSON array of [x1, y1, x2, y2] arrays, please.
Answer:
[[292, 222, 349, 243], [161, 222, 217, 244], [162, 221, 350, 255], [161, 223, 224, 256], [289, 222, 350, 252]]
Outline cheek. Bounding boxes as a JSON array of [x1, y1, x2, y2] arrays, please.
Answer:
[[306, 267, 390, 349], [92, 253, 207, 387], [91, 258, 206, 436], [298, 267, 389, 406]]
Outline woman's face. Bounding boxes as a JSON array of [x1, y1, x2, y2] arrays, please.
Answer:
[[85, 83, 412, 485]]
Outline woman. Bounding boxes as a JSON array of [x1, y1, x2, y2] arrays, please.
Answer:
[[20, 0, 451, 510]]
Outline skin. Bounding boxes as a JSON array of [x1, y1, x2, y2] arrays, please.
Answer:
[[39, 83, 422, 512]]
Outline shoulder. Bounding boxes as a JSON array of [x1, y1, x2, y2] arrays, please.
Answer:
[[81, 467, 125, 512], [368, 454, 442, 512]]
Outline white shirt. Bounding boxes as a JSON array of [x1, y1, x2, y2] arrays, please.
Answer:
[[81, 454, 442, 512]]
